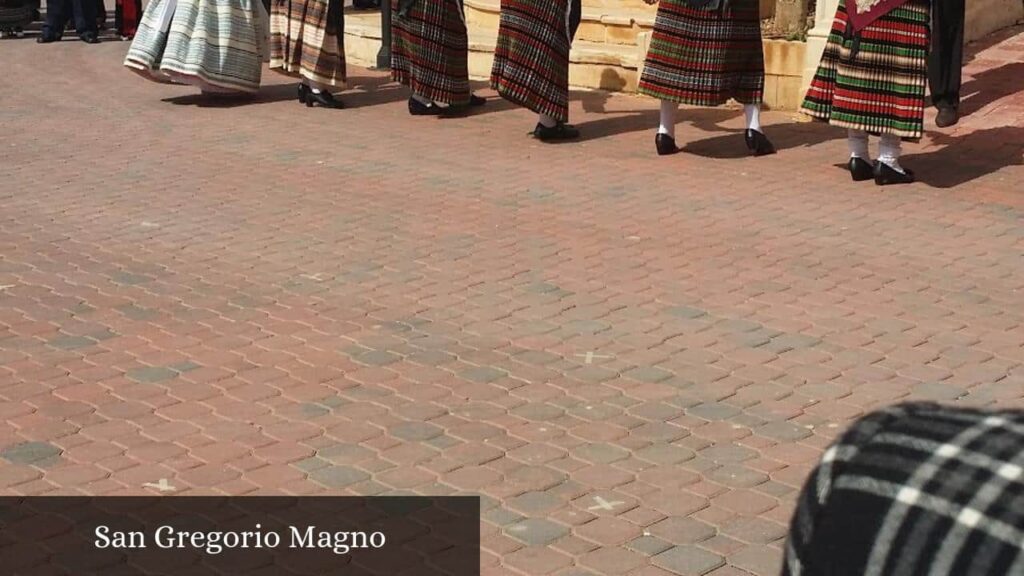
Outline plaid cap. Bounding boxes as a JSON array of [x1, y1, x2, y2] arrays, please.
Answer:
[[783, 402, 1024, 576]]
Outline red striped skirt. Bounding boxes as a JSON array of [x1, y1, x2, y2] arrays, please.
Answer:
[[391, 0, 470, 106]]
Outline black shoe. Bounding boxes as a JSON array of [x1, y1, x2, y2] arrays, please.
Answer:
[[37, 34, 59, 43], [408, 97, 444, 116], [935, 106, 959, 128], [745, 129, 776, 156], [298, 83, 310, 104], [655, 133, 679, 156], [874, 161, 915, 186], [469, 94, 486, 107], [848, 157, 874, 181], [305, 89, 344, 108], [80, 32, 100, 43], [533, 122, 579, 141]]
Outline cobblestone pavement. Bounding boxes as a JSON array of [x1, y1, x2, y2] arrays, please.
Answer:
[[1, 21, 1022, 576]]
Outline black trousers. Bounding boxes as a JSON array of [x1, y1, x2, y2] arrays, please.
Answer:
[[41, 0, 97, 37], [928, 0, 965, 108]]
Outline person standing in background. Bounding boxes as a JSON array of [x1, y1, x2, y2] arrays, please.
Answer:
[[0, 0, 32, 37], [115, 0, 142, 38], [929, 0, 965, 127], [38, 0, 100, 42]]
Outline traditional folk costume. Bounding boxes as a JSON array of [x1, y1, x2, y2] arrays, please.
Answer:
[[124, 0, 270, 95], [0, 0, 32, 37], [490, 0, 581, 140], [801, 0, 930, 185], [929, 0, 964, 126], [269, 0, 347, 108], [391, 0, 485, 115], [638, 0, 774, 157]]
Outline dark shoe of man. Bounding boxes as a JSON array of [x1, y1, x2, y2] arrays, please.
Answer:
[[37, 34, 60, 43], [80, 31, 100, 43], [935, 105, 959, 128]]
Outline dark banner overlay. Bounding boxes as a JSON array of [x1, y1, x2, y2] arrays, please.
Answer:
[[0, 497, 480, 576]]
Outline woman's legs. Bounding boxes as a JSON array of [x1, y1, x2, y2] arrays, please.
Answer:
[[658, 99, 677, 138], [878, 134, 905, 172], [848, 129, 870, 159]]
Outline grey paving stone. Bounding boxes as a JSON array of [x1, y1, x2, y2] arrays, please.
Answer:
[[117, 305, 158, 321], [572, 366, 619, 383], [911, 381, 967, 401], [573, 443, 630, 464], [706, 464, 769, 488], [112, 272, 153, 285], [461, 366, 508, 383], [653, 546, 725, 576], [649, 517, 716, 544], [563, 320, 610, 335], [687, 402, 742, 421], [409, 350, 457, 366], [317, 444, 375, 465], [308, 465, 370, 488], [483, 507, 524, 527], [169, 360, 201, 373], [628, 536, 674, 556], [1, 441, 62, 465], [769, 333, 822, 350], [507, 491, 564, 515], [718, 319, 763, 333], [632, 422, 688, 442], [625, 366, 674, 383], [356, 350, 401, 366], [511, 402, 565, 422], [568, 403, 624, 421], [389, 422, 444, 441], [301, 403, 331, 418], [425, 434, 460, 450], [758, 481, 797, 498], [292, 457, 330, 473], [700, 444, 758, 463], [127, 366, 178, 384], [506, 518, 570, 546], [515, 350, 562, 365], [630, 401, 683, 421], [723, 517, 788, 544], [636, 443, 697, 465], [757, 421, 814, 441], [89, 328, 119, 341], [48, 335, 95, 350]]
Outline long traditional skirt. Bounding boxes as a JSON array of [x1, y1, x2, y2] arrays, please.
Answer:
[[116, 0, 142, 37], [125, 0, 269, 93], [490, 0, 580, 122], [0, 0, 32, 28], [800, 0, 930, 140], [638, 0, 764, 106], [269, 0, 345, 86], [391, 0, 470, 106]]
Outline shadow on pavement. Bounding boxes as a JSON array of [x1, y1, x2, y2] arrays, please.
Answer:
[[904, 126, 1024, 188], [959, 62, 1024, 117]]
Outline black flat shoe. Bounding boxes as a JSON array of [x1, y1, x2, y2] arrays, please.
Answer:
[[655, 133, 679, 156], [408, 97, 443, 116], [874, 161, 915, 186], [306, 90, 344, 109], [745, 129, 776, 156], [935, 106, 959, 128], [37, 35, 58, 43], [80, 32, 100, 43], [297, 83, 310, 104], [533, 122, 579, 141], [848, 157, 874, 181], [469, 94, 486, 107]]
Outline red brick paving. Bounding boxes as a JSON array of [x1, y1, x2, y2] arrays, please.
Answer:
[[1, 19, 1023, 576]]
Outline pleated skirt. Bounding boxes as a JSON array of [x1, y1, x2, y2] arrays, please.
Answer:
[[391, 0, 470, 106], [800, 0, 930, 140], [638, 0, 765, 106], [490, 0, 578, 122], [125, 0, 269, 93], [269, 0, 346, 86]]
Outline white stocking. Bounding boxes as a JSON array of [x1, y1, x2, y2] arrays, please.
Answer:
[[848, 129, 870, 160], [878, 134, 905, 173], [538, 113, 558, 128], [658, 100, 677, 138], [743, 103, 762, 132]]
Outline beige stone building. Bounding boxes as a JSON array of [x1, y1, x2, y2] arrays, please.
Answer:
[[345, 0, 1024, 110]]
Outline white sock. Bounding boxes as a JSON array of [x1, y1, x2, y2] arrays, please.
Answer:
[[744, 104, 762, 132], [411, 93, 432, 106], [848, 129, 870, 160], [878, 134, 904, 173], [658, 100, 677, 137], [538, 113, 558, 128]]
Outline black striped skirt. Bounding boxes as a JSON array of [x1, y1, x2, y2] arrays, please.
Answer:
[[391, 0, 470, 106]]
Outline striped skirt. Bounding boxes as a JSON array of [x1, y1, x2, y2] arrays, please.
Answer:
[[270, 0, 346, 86], [490, 0, 579, 122], [391, 0, 470, 106], [638, 0, 764, 106], [125, 0, 269, 94], [0, 1, 32, 28], [800, 0, 930, 140]]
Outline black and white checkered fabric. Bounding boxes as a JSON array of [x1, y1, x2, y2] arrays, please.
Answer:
[[784, 402, 1024, 576]]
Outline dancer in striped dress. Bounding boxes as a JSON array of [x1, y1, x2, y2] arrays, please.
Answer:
[[801, 0, 931, 185], [639, 0, 774, 157], [391, 0, 485, 116], [270, 0, 347, 108], [491, 0, 581, 141], [124, 0, 270, 95]]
